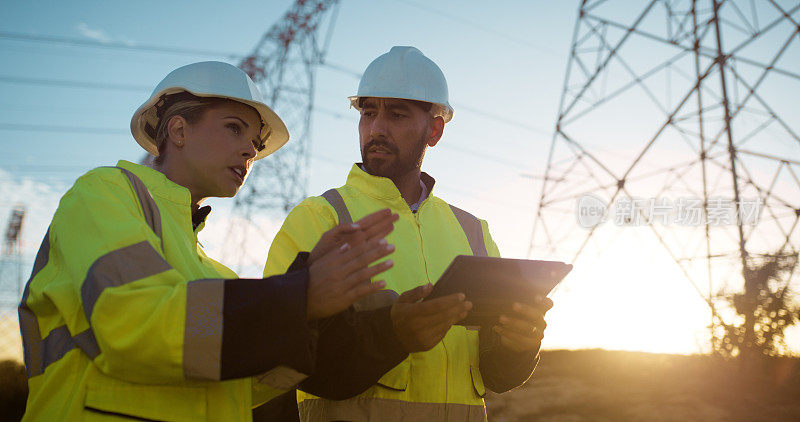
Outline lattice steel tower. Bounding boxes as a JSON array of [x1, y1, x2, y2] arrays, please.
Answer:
[[224, 0, 341, 269], [0, 206, 25, 310], [529, 0, 800, 351]]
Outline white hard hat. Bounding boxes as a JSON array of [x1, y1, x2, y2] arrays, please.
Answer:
[[349, 46, 454, 122], [130, 61, 289, 160]]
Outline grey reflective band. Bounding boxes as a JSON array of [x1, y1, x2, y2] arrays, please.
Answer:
[[117, 167, 164, 247], [320, 189, 488, 257], [183, 279, 225, 380], [19, 229, 51, 377], [19, 229, 102, 378], [449, 205, 488, 257], [254, 365, 309, 390], [352, 289, 399, 312], [321, 189, 352, 225], [20, 166, 170, 379], [299, 398, 486, 422], [81, 241, 172, 323]]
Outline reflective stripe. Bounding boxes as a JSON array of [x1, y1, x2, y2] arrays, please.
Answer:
[[81, 241, 172, 323], [183, 279, 224, 380], [19, 230, 102, 377], [299, 397, 486, 422], [19, 229, 50, 377], [449, 205, 488, 257], [352, 289, 399, 312], [254, 365, 308, 390], [321, 188, 352, 225], [117, 167, 164, 247], [320, 189, 488, 257]]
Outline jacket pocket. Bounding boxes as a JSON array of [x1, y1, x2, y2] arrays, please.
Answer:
[[376, 358, 411, 391], [84, 383, 207, 422]]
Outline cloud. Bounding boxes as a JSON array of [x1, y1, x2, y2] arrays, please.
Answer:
[[76, 22, 112, 43]]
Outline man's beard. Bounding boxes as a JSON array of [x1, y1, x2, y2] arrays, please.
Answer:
[[361, 133, 427, 180]]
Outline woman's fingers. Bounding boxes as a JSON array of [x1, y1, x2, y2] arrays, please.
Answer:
[[338, 238, 395, 274], [343, 259, 394, 289]]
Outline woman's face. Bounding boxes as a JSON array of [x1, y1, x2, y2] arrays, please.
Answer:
[[176, 100, 262, 201]]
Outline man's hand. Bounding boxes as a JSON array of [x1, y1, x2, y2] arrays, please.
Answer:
[[493, 296, 554, 353], [390, 284, 473, 353], [309, 209, 399, 264], [307, 237, 395, 320]]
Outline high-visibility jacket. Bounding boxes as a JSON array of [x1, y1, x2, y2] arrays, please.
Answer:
[[19, 160, 315, 421], [265, 164, 535, 422]]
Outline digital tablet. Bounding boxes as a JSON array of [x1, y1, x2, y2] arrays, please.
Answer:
[[425, 255, 572, 328]]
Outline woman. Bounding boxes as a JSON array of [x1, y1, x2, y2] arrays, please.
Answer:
[[18, 61, 397, 421]]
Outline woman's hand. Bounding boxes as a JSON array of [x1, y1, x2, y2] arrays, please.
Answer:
[[309, 209, 399, 265], [306, 237, 396, 320]]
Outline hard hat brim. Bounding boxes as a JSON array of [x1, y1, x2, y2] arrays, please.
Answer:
[[348, 95, 453, 123], [131, 87, 289, 160]]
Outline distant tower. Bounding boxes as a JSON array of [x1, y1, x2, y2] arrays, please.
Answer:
[[529, 1, 799, 351], [223, 0, 341, 271], [0, 206, 25, 309], [0, 206, 25, 361]]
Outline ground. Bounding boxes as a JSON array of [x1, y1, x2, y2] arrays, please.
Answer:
[[485, 349, 800, 422]]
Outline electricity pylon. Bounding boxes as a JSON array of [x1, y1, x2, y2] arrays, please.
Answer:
[[223, 0, 341, 270], [529, 0, 800, 352]]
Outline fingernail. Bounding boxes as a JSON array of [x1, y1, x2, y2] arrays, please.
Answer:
[[350, 223, 360, 229], [375, 280, 386, 288], [458, 293, 466, 301], [464, 301, 473, 310], [386, 244, 395, 251], [384, 259, 394, 267], [379, 238, 388, 246], [339, 243, 350, 251]]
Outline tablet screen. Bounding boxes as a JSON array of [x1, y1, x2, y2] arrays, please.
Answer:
[[425, 255, 572, 328]]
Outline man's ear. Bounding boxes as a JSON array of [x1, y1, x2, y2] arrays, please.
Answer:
[[167, 115, 187, 147], [426, 116, 445, 147]]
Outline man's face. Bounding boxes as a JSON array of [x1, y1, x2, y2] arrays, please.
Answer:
[[358, 98, 438, 180]]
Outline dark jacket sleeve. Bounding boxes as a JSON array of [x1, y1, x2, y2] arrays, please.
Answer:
[[299, 305, 409, 400], [220, 252, 317, 380], [478, 326, 540, 393]]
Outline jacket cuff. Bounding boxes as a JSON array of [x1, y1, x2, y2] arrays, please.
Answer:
[[366, 306, 408, 364], [287, 252, 310, 272], [218, 269, 317, 380]]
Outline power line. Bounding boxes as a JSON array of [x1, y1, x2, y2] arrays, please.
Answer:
[[0, 75, 150, 92], [0, 123, 126, 135], [1, 74, 545, 173], [391, 0, 560, 56], [1, 30, 553, 137], [0, 31, 244, 59]]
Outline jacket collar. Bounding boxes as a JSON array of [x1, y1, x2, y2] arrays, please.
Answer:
[[345, 163, 436, 201], [116, 160, 191, 204], [115, 160, 211, 232]]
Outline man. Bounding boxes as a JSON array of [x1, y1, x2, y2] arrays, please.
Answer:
[[264, 46, 553, 421]]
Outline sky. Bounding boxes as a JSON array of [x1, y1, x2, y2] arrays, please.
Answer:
[[0, 0, 798, 360]]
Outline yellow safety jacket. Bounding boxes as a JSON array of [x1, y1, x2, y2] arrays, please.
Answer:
[[19, 160, 314, 421], [264, 164, 504, 421]]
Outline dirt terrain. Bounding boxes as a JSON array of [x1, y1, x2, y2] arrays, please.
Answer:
[[485, 349, 800, 422]]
